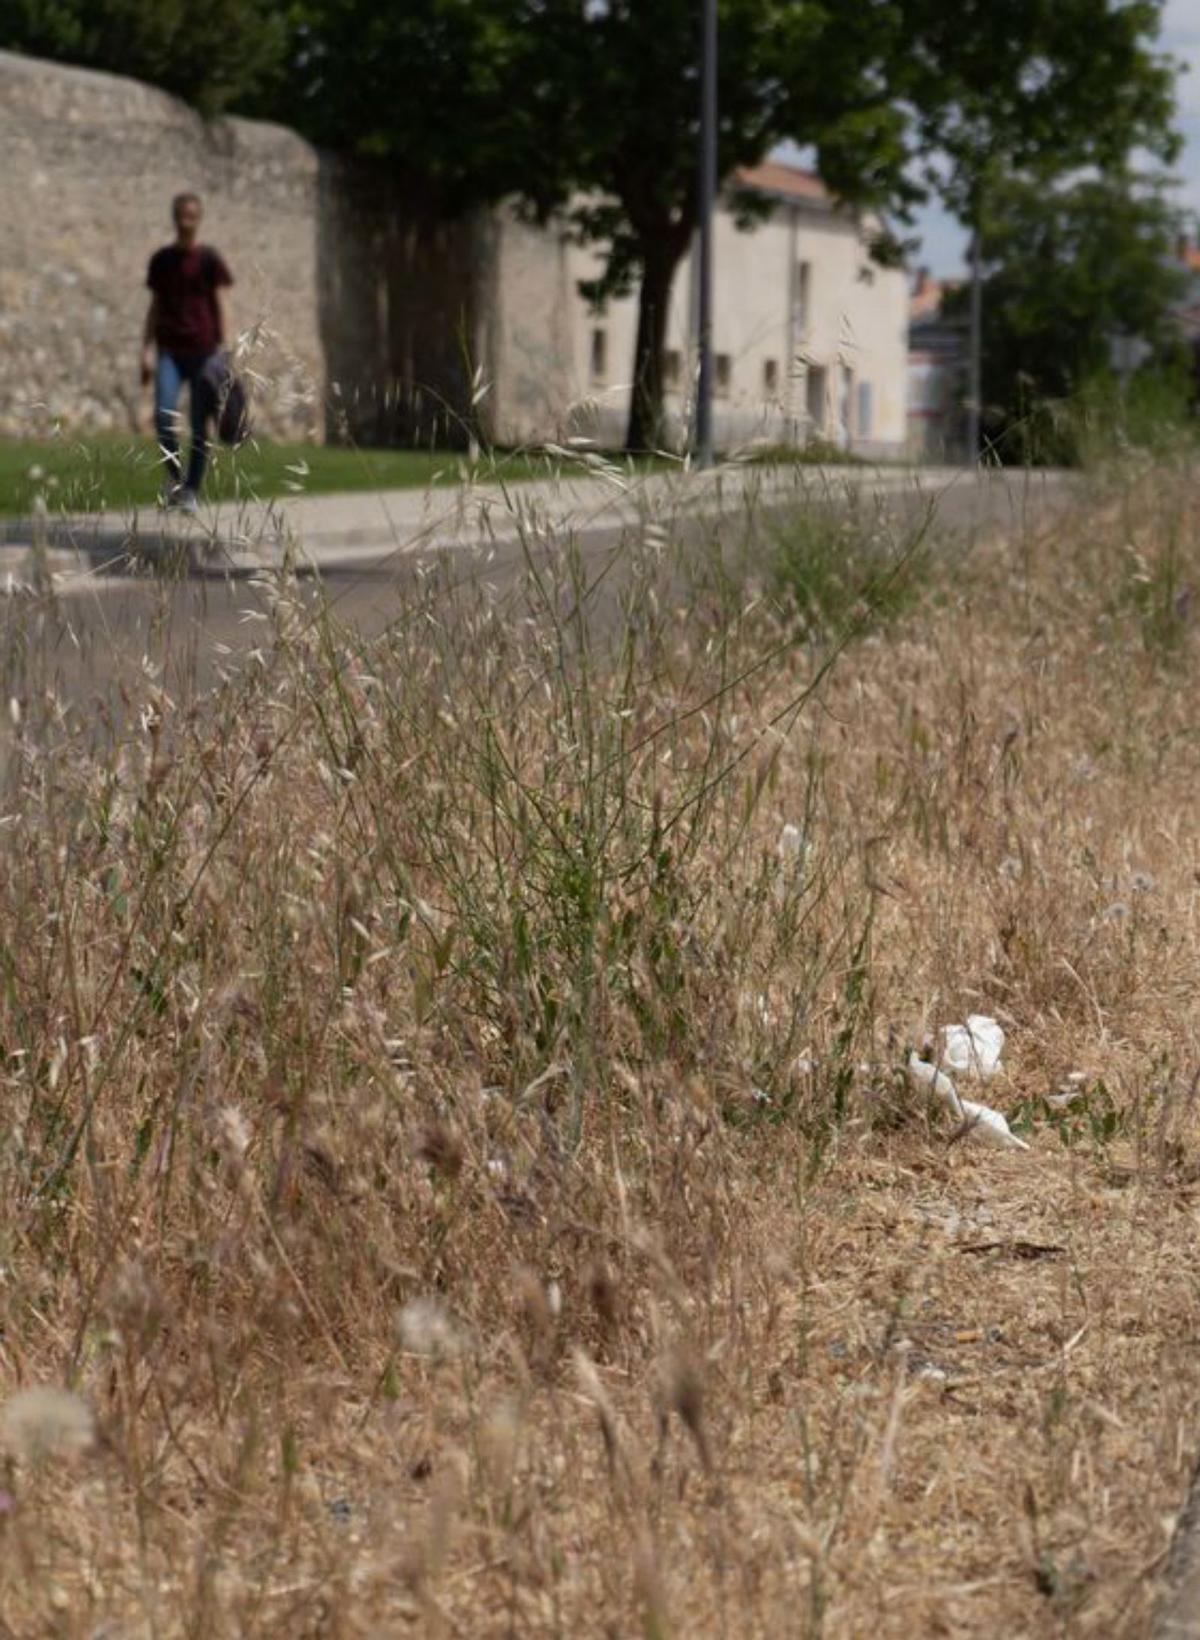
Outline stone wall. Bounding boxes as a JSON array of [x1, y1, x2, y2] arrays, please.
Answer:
[[0, 51, 495, 448], [0, 51, 326, 441]]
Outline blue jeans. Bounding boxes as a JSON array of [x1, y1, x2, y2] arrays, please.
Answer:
[[154, 351, 213, 493]]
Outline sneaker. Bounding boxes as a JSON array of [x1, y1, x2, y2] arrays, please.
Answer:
[[160, 480, 183, 510], [176, 488, 200, 517]]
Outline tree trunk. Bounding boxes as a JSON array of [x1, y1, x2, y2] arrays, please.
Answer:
[[624, 237, 687, 453]]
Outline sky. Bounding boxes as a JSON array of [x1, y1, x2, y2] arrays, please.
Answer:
[[911, 0, 1200, 274]]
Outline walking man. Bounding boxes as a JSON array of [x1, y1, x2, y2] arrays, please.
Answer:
[[141, 193, 233, 513]]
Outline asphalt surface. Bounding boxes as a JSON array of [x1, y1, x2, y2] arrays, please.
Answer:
[[0, 465, 1071, 733]]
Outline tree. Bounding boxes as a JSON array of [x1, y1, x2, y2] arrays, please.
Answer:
[[900, 0, 1178, 201], [896, 0, 1179, 454], [554, 0, 913, 450], [281, 0, 1181, 452], [537, 0, 1181, 450], [281, 0, 915, 451], [282, 0, 571, 218], [942, 172, 1188, 459], [2, 0, 287, 114]]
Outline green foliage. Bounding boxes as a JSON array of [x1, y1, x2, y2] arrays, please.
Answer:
[[1021, 365, 1195, 470], [2, 0, 287, 114], [1010, 1080, 1129, 1150], [769, 494, 932, 642], [282, 0, 571, 217], [1113, 490, 1194, 655], [942, 173, 1190, 463], [898, 0, 1179, 204]]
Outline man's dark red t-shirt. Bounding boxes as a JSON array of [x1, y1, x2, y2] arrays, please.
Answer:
[[146, 244, 233, 356]]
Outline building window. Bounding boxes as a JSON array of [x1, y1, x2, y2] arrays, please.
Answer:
[[805, 364, 827, 432], [590, 328, 607, 384], [857, 381, 874, 438], [664, 348, 682, 391], [794, 261, 812, 335], [715, 353, 732, 397], [763, 358, 779, 397], [835, 364, 855, 449]]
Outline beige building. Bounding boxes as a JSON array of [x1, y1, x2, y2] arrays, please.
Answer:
[[483, 161, 910, 458]]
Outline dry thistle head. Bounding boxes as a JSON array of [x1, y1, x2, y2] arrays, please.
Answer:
[[415, 1120, 465, 1180], [0, 1388, 95, 1463], [586, 1257, 620, 1335], [661, 1344, 712, 1475], [512, 1263, 558, 1370], [108, 1259, 165, 1354]]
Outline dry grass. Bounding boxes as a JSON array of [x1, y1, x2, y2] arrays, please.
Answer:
[[2, 456, 1200, 1636]]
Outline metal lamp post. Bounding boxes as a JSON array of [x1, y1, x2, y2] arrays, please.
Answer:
[[966, 221, 982, 465], [695, 0, 717, 467]]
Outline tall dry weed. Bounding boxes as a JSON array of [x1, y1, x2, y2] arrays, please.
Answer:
[[0, 459, 1198, 1633]]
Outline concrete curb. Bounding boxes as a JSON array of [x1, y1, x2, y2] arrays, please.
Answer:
[[0, 464, 1055, 597]]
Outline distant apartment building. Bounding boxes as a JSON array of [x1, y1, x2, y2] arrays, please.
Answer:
[[480, 161, 910, 457], [907, 269, 966, 461]]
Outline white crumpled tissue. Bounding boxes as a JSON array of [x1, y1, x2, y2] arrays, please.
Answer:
[[906, 1050, 1029, 1152], [941, 1015, 1005, 1081]]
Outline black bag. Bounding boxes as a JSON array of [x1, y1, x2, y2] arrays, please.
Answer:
[[201, 351, 252, 448]]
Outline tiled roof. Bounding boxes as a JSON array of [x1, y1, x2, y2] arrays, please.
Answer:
[[910, 275, 962, 321], [736, 161, 827, 203]]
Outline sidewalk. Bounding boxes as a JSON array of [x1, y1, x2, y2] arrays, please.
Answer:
[[0, 459, 979, 595]]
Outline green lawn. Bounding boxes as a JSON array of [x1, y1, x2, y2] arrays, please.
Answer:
[[0, 434, 662, 517]]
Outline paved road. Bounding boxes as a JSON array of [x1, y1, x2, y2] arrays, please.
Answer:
[[0, 463, 1070, 728]]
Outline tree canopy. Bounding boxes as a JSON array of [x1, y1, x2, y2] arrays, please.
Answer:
[[943, 171, 1189, 461], [2, 0, 286, 114], [4, 0, 1184, 452], [282, 0, 918, 448], [282, 0, 1180, 450]]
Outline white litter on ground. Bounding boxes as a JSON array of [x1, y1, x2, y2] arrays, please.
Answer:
[[941, 1015, 1005, 1080], [907, 1049, 1029, 1152]]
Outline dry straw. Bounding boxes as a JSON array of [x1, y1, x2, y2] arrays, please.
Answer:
[[0, 447, 1199, 1632]]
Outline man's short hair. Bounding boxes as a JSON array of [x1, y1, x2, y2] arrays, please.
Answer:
[[172, 191, 202, 219]]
